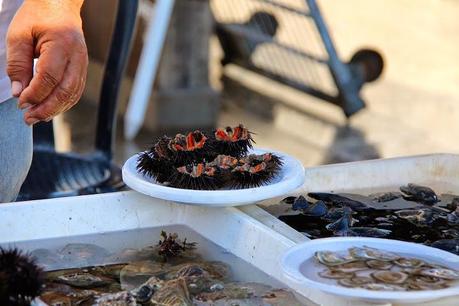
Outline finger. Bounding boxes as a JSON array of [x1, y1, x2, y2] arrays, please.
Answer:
[[24, 50, 87, 124], [6, 33, 34, 97], [18, 44, 67, 108]]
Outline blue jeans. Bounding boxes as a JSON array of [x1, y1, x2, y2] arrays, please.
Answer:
[[0, 98, 32, 202]]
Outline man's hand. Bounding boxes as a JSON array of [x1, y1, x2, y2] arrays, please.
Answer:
[[6, 0, 87, 125]]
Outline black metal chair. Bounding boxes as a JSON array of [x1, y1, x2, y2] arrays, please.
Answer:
[[17, 1, 138, 201]]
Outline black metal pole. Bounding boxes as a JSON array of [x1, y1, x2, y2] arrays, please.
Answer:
[[95, 0, 139, 159]]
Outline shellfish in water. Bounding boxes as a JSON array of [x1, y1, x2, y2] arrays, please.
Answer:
[[393, 258, 425, 268], [349, 246, 399, 261], [400, 183, 439, 205], [371, 271, 408, 284], [418, 268, 459, 280], [318, 269, 355, 279], [315, 251, 355, 266], [338, 276, 373, 287], [365, 260, 393, 270]]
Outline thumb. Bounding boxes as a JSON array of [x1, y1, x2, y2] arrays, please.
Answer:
[[6, 33, 34, 97]]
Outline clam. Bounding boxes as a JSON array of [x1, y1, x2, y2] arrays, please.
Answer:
[[315, 251, 355, 266], [418, 268, 459, 280], [54, 272, 112, 289], [371, 271, 408, 284], [394, 258, 425, 268], [349, 246, 399, 261], [365, 260, 392, 270], [318, 269, 355, 279], [360, 283, 405, 291]]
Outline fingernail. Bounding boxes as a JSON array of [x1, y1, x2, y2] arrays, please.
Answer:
[[11, 81, 23, 97], [26, 118, 39, 126], [18, 103, 32, 110]]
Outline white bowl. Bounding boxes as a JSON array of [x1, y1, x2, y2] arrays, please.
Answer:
[[281, 237, 459, 304], [122, 148, 305, 207]]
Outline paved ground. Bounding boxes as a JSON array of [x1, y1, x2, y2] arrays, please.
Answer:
[[63, 0, 459, 168]]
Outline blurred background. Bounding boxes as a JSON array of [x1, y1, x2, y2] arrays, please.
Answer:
[[63, 0, 459, 167]]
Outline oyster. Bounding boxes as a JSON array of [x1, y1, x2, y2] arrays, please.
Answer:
[[349, 246, 399, 261], [360, 283, 405, 291], [120, 260, 169, 290], [318, 269, 355, 279], [394, 258, 425, 268], [92, 291, 136, 306], [338, 276, 373, 287], [315, 251, 355, 266], [418, 268, 459, 280], [150, 277, 193, 306], [371, 271, 408, 284], [365, 260, 392, 270], [400, 184, 439, 205], [54, 272, 112, 289]]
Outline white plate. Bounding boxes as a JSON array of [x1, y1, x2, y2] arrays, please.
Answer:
[[281, 237, 459, 304], [122, 148, 305, 206]]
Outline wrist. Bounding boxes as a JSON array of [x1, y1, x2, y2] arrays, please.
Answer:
[[24, 0, 84, 11]]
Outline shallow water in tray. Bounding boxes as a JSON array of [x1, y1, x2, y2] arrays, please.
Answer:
[[8, 226, 303, 305]]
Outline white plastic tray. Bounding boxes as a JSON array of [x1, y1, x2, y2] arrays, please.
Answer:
[[0, 191, 314, 305]]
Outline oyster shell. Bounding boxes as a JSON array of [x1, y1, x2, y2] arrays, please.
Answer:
[[315, 251, 355, 266], [150, 277, 193, 306], [291, 195, 310, 211], [54, 272, 112, 289], [331, 261, 368, 273], [318, 269, 355, 279], [349, 246, 399, 261], [394, 258, 425, 268], [92, 291, 136, 306], [418, 268, 459, 280], [365, 260, 392, 270], [400, 183, 439, 205], [338, 276, 373, 287], [371, 271, 408, 284], [302, 200, 328, 217]]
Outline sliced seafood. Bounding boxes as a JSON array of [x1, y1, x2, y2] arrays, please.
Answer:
[[349, 246, 399, 261], [365, 260, 392, 270], [318, 269, 355, 279], [314, 251, 355, 266], [337, 277, 373, 288], [331, 261, 368, 273], [371, 271, 408, 284], [418, 268, 459, 280], [393, 258, 425, 268]]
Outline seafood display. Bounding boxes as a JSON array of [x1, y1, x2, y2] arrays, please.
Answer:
[[278, 184, 459, 255], [35, 232, 302, 305], [315, 246, 459, 291], [136, 124, 283, 190]]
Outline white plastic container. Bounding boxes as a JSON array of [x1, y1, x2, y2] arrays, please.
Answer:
[[0, 191, 316, 304], [250, 153, 459, 305]]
